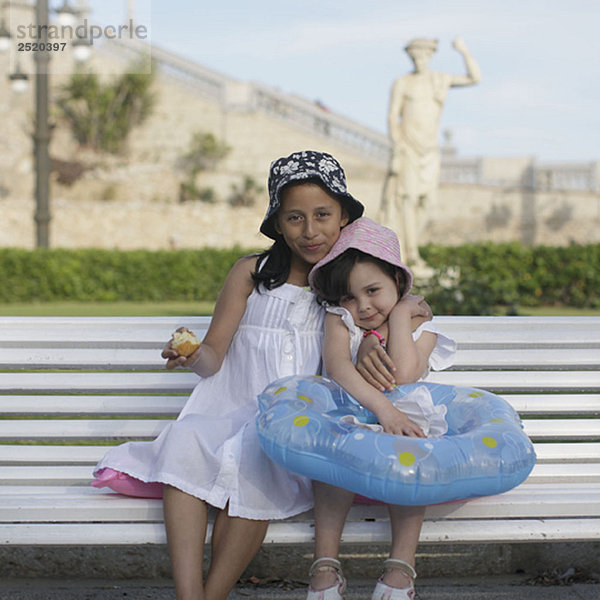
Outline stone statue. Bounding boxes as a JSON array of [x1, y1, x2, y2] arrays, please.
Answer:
[[379, 37, 481, 276]]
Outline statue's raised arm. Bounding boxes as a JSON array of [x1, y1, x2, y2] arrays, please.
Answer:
[[450, 37, 482, 87]]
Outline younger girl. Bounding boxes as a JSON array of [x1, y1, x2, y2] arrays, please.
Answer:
[[307, 217, 455, 600], [92, 150, 365, 600]]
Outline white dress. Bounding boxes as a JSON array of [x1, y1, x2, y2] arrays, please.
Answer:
[[93, 284, 322, 520], [325, 306, 456, 436]]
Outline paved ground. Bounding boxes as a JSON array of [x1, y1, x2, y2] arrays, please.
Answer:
[[0, 576, 599, 600]]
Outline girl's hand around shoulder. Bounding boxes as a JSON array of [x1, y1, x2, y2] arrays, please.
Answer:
[[377, 404, 425, 437], [394, 295, 433, 332], [393, 294, 430, 318]]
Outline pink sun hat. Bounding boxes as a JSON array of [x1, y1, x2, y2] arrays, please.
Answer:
[[309, 217, 413, 293]]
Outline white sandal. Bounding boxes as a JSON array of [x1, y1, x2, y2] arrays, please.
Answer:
[[306, 557, 347, 600], [370, 558, 417, 600]]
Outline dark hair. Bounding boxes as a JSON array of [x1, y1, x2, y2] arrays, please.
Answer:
[[251, 237, 291, 291], [312, 249, 410, 305], [252, 180, 349, 291]]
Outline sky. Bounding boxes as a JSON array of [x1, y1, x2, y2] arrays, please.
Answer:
[[73, 0, 600, 162]]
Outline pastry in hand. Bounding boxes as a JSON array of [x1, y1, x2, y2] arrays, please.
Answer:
[[171, 328, 201, 357]]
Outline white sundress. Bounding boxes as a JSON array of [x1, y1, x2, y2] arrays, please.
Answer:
[[325, 306, 456, 436], [93, 283, 323, 520]]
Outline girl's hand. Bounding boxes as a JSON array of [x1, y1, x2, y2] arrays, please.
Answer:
[[395, 294, 428, 318], [356, 334, 396, 391], [377, 405, 425, 437], [414, 296, 433, 321], [161, 338, 187, 370], [162, 341, 204, 371]]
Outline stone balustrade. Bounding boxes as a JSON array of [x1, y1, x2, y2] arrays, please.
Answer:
[[440, 157, 598, 193], [533, 162, 598, 192]]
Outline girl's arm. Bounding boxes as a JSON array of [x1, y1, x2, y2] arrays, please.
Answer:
[[323, 313, 424, 437], [356, 297, 433, 390], [385, 296, 437, 384], [162, 255, 255, 376]]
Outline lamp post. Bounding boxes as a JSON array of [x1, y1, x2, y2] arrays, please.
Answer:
[[0, 17, 10, 51], [34, 0, 51, 248], [1, 0, 88, 248]]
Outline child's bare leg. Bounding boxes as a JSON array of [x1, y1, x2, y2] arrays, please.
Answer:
[[384, 504, 425, 587], [205, 510, 268, 600], [163, 484, 209, 600], [311, 481, 355, 589]]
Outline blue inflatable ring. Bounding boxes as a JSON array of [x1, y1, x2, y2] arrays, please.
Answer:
[[257, 375, 536, 506]]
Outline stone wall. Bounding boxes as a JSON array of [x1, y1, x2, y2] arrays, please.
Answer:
[[432, 185, 600, 247], [4, 178, 597, 250]]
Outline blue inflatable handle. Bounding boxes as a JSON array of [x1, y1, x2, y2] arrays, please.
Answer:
[[257, 375, 536, 506]]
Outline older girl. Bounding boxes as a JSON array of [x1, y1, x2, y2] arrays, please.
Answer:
[[93, 150, 365, 600]]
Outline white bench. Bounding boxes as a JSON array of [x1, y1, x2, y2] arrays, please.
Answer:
[[1, 316, 599, 548]]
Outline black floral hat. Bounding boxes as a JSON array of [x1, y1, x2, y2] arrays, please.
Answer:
[[260, 150, 364, 240]]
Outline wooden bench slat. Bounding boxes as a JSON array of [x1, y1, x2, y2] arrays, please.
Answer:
[[501, 394, 600, 415], [0, 481, 590, 496], [528, 463, 600, 483], [0, 419, 172, 440], [0, 395, 187, 415], [0, 466, 98, 485], [2, 347, 598, 370], [2, 316, 599, 347], [2, 460, 598, 487], [522, 419, 600, 440], [1, 484, 598, 522], [340, 518, 600, 544], [0, 522, 171, 545], [1, 481, 592, 494], [0, 446, 108, 464], [1, 393, 598, 417], [3, 370, 600, 395], [1, 314, 598, 339], [0, 372, 197, 394], [1, 442, 598, 465], [427, 370, 600, 392], [434, 316, 600, 347], [0, 317, 211, 345], [533, 442, 600, 463], [0, 485, 103, 496], [2, 517, 599, 546], [452, 349, 600, 369], [0, 349, 164, 370], [2, 417, 598, 441]]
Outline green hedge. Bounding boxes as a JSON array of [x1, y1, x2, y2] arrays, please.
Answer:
[[417, 242, 600, 315], [1, 243, 599, 314], [0, 247, 248, 303]]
